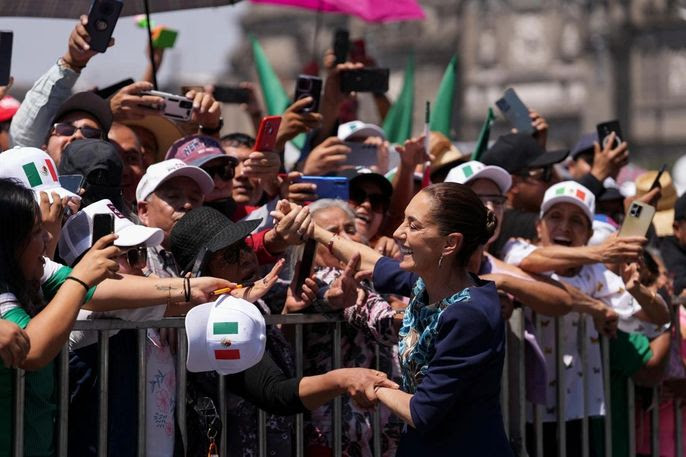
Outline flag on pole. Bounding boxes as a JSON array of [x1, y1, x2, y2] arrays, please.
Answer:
[[471, 107, 495, 160], [382, 55, 415, 144], [429, 55, 457, 138], [250, 36, 291, 116]]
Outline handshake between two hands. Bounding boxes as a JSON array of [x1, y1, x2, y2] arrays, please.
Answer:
[[334, 367, 400, 410]]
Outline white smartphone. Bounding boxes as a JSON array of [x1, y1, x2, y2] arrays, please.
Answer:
[[619, 201, 656, 238], [140, 89, 193, 122]]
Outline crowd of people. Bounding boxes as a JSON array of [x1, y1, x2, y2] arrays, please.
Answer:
[[0, 12, 685, 457]]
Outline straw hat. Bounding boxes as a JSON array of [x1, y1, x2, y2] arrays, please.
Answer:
[[635, 170, 677, 237], [429, 132, 469, 182]]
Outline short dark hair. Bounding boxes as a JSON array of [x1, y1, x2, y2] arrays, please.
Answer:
[[0, 178, 41, 313], [421, 182, 497, 266], [220, 132, 255, 149]]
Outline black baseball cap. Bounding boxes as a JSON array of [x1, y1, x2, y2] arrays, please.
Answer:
[[675, 193, 686, 222], [170, 206, 261, 274], [58, 139, 126, 210], [480, 133, 569, 174], [54, 91, 113, 135], [337, 167, 393, 200], [571, 132, 598, 160]]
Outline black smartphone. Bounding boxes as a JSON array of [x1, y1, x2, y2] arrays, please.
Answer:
[[58, 174, 85, 194], [340, 68, 389, 93], [495, 88, 534, 135], [0, 31, 12, 86], [92, 213, 115, 246], [596, 120, 623, 150], [294, 75, 323, 113], [86, 0, 123, 53], [650, 164, 667, 191], [293, 239, 317, 296], [186, 245, 211, 277], [213, 85, 251, 104], [333, 29, 350, 65], [95, 78, 134, 99]]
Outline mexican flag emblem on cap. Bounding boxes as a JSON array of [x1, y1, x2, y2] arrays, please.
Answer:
[[22, 160, 58, 187], [213, 321, 241, 360]]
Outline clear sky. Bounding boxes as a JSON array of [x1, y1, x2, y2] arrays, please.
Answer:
[[0, 4, 247, 90]]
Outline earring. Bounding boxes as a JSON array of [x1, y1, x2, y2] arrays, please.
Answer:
[[438, 254, 444, 269]]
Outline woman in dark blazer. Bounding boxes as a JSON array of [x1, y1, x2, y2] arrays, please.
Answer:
[[308, 182, 513, 456]]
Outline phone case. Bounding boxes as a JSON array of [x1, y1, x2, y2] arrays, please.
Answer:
[[619, 201, 656, 238], [294, 75, 322, 113], [596, 120, 623, 149], [0, 31, 12, 86], [213, 86, 251, 104], [58, 174, 85, 194], [292, 239, 317, 295], [141, 90, 193, 121], [300, 177, 349, 201], [344, 142, 378, 168], [254, 116, 282, 152], [92, 213, 115, 245], [333, 29, 350, 64], [86, 0, 123, 53], [340, 68, 389, 93], [495, 88, 534, 135], [95, 78, 134, 99]]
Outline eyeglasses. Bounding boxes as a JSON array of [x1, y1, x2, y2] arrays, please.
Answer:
[[515, 166, 553, 183], [52, 122, 103, 139], [203, 162, 236, 182], [349, 188, 389, 213], [121, 246, 148, 270], [477, 194, 506, 208], [221, 239, 251, 265]]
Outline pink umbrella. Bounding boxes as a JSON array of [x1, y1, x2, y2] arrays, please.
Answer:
[[250, 0, 425, 23]]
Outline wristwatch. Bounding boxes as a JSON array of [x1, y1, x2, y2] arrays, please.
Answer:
[[199, 117, 223, 135]]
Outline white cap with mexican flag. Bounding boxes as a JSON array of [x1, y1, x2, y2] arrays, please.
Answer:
[[444, 160, 512, 194], [540, 181, 595, 224], [185, 295, 266, 375], [0, 147, 80, 202]]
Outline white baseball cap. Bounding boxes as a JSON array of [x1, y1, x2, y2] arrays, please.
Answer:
[[135, 158, 214, 202], [444, 160, 512, 194], [185, 295, 266, 375], [59, 199, 164, 266], [337, 120, 386, 142], [540, 181, 596, 224], [0, 146, 80, 203]]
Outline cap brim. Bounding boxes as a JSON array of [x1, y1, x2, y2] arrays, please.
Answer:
[[32, 185, 81, 203], [350, 173, 393, 198], [528, 149, 569, 168], [340, 126, 386, 141], [160, 167, 214, 196], [207, 218, 262, 253], [123, 115, 185, 163], [185, 302, 214, 373], [115, 224, 164, 248]]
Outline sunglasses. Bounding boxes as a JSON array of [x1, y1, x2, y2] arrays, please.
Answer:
[[516, 166, 553, 183], [121, 246, 148, 270], [221, 239, 251, 265], [203, 162, 236, 182], [349, 188, 389, 213], [52, 122, 103, 139]]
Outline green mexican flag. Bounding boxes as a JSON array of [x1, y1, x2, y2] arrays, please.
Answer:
[[429, 55, 458, 138], [382, 55, 415, 144]]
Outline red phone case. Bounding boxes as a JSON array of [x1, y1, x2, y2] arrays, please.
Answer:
[[254, 116, 282, 152]]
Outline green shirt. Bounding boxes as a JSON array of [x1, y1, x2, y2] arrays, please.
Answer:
[[610, 330, 653, 457], [0, 258, 95, 457]]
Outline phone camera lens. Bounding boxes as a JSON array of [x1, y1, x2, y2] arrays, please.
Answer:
[[267, 126, 274, 134], [180, 100, 193, 109], [630, 205, 641, 217], [95, 19, 108, 31]]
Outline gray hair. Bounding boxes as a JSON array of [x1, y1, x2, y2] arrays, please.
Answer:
[[308, 198, 356, 222]]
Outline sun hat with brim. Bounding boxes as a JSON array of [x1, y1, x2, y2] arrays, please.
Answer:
[[58, 198, 164, 266], [135, 159, 214, 202], [165, 134, 237, 168], [123, 115, 185, 163], [429, 131, 469, 181], [337, 120, 386, 141], [0, 146, 80, 203], [540, 181, 595, 224], [185, 294, 266, 375], [53, 91, 113, 135], [444, 160, 512, 194], [481, 133, 568, 174], [170, 206, 261, 275], [635, 170, 677, 237]]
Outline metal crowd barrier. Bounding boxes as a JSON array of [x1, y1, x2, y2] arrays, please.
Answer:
[[10, 304, 686, 457]]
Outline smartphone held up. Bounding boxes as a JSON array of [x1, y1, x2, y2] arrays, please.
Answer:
[[86, 0, 123, 53]]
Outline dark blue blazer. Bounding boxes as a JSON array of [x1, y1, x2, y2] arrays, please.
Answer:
[[374, 257, 513, 456]]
